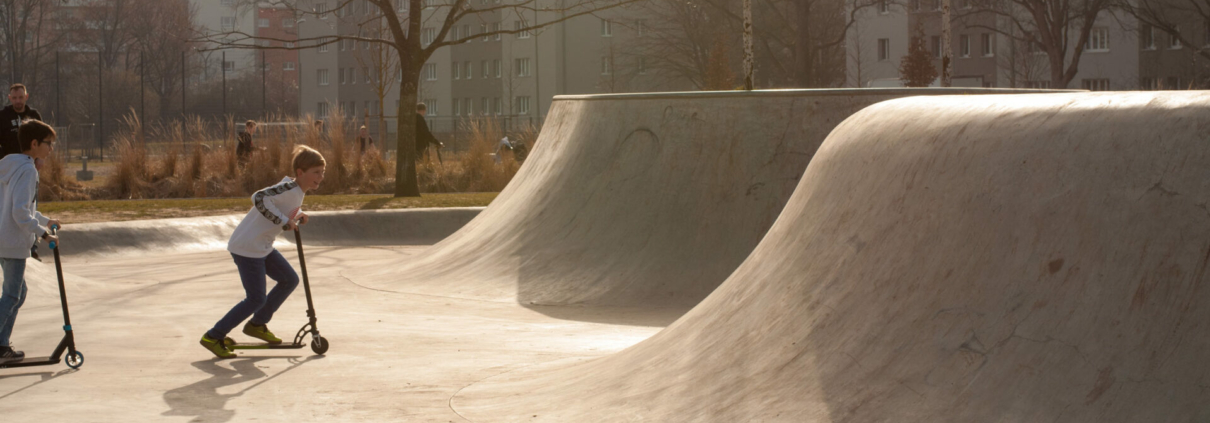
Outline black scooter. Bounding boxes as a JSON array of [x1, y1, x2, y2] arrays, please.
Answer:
[[0, 225, 84, 370], [222, 228, 329, 355]]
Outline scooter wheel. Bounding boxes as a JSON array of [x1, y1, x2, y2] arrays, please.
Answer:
[[311, 336, 329, 355], [66, 351, 84, 369]]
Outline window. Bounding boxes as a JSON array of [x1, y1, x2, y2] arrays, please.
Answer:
[[1165, 76, 1182, 89], [1169, 27, 1182, 49], [221, 16, 235, 31], [637, 20, 646, 35], [482, 60, 489, 78], [465, 61, 472, 79], [318, 3, 329, 18], [481, 24, 489, 41], [1140, 77, 1158, 90], [1143, 24, 1156, 50], [350, 102, 356, 116], [318, 102, 329, 116], [454, 99, 461, 116], [879, 0, 890, 13], [462, 25, 470, 40], [362, 67, 370, 84], [453, 62, 461, 79], [223, 61, 235, 72], [423, 27, 436, 45], [286, 42, 295, 48], [351, 39, 358, 51], [283, 18, 294, 28], [339, 68, 347, 84], [933, 0, 941, 10], [1024, 80, 1050, 89], [515, 58, 531, 77], [284, 62, 295, 71], [492, 22, 501, 40], [494, 59, 501, 77], [878, 38, 890, 61], [1086, 28, 1108, 51], [222, 0, 235, 5], [516, 21, 531, 38], [1081, 78, 1110, 91], [931, 36, 941, 58], [960, 35, 970, 57], [318, 69, 329, 85], [464, 98, 472, 115], [258, 18, 270, 28], [961, 0, 971, 9], [910, 0, 920, 11], [399, 0, 408, 12], [601, 56, 612, 74], [425, 99, 438, 115], [260, 40, 272, 47], [353, 68, 360, 84], [638, 57, 647, 74], [263, 62, 272, 71], [481, 97, 489, 115], [494, 97, 502, 115], [516, 96, 531, 115], [425, 63, 437, 80], [318, 43, 329, 53], [601, 19, 612, 36]]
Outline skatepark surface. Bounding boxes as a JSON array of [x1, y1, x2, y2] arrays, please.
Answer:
[[6, 89, 1202, 422]]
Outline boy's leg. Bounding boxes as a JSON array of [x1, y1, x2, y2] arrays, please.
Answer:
[[0, 258, 28, 347], [206, 254, 269, 340], [249, 249, 299, 326]]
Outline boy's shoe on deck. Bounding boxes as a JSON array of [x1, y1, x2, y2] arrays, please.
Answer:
[[200, 335, 236, 359], [0, 345, 24, 362], [243, 323, 282, 344]]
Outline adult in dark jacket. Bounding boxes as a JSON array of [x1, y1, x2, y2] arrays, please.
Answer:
[[415, 103, 442, 161], [0, 84, 42, 161], [236, 120, 257, 166]]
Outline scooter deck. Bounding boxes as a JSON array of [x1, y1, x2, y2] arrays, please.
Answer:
[[0, 356, 59, 369], [228, 343, 305, 350]]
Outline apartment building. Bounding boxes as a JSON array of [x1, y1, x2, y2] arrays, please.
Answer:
[[845, 0, 910, 87]]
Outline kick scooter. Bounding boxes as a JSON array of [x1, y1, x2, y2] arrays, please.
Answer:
[[0, 225, 84, 370], [223, 227, 329, 355]]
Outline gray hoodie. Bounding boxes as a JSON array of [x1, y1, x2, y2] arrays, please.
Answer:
[[0, 153, 48, 259]]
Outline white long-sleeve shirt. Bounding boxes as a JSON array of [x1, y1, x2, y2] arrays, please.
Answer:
[[0, 154, 48, 259], [227, 177, 304, 258]]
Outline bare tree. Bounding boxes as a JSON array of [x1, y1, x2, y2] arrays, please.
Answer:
[[967, 0, 1114, 88], [0, 0, 67, 95], [351, 19, 399, 143], [129, 0, 199, 119], [1119, 0, 1210, 61], [200, 0, 643, 197]]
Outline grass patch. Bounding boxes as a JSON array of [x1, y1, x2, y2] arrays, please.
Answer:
[[38, 192, 497, 224]]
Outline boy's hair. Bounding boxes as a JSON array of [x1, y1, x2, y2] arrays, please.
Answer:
[[9, 83, 25, 93], [416, 103, 427, 112], [245, 120, 257, 127], [18, 120, 54, 152], [359, 125, 367, 130], [292, 145, 325, 172]]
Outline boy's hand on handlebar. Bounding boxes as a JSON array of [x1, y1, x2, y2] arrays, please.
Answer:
[[288, 220, 299, 231], [298, 213, 309, 226], [43, 234, 58, 244], [47, 219, 61, 230]]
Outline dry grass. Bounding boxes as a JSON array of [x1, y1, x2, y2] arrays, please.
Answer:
[[40, 112, 530, 201]]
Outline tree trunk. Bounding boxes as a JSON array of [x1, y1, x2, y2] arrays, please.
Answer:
[[393, 67, 421, 197]]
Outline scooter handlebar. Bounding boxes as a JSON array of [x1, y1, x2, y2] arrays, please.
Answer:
[[48, 224, 59, 249]]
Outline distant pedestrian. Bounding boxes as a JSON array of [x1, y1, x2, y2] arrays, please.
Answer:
[[236, 120, 257, 167], [357, 126, 373, 155], [414, 104, 442, 162], [494, 135, 514, 164]]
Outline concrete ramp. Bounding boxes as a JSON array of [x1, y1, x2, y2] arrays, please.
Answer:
[[450, 92, 1210, 421], [353, 89, 1052, 306]]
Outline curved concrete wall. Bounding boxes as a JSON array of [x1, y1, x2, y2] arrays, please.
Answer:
[[452, 92, 1210, 421]]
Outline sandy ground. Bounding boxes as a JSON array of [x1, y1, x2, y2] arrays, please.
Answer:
[[0, 245, 683, 422]]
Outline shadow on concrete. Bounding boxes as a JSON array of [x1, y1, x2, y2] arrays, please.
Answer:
[[521, 304, 688, 327], [0, 368, 77, 400], [161, 356, 319, 423]]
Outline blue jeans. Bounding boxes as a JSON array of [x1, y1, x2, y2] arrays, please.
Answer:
[[206, 250, 299, 340], [0, 258, 27, 347]]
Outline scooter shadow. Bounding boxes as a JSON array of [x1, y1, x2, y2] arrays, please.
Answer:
[[161, 355, 321, 423], [0, 368, 78, 400]]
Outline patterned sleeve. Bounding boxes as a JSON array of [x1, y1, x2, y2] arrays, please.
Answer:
[[251, 180, 298, 225]]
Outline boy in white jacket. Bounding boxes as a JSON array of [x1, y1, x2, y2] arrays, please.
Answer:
[[0, 120, 59, 362], [200, 145, 325, 358]]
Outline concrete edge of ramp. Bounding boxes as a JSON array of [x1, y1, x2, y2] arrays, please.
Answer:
[[53, 207, 483, 257], [552, 87, 1082, 101]]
